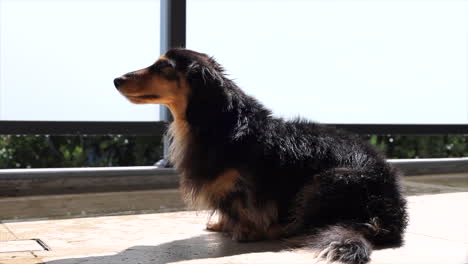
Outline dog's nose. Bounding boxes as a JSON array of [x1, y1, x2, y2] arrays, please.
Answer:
[[114, 77, 125, 89]]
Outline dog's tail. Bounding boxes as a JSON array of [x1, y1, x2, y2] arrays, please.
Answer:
[[290, 225, 372, 264], [285, 165, 407, 263]]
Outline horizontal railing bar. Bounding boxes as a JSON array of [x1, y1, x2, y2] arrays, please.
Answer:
[[331, 124, 468, 135], [1, 121, 468, 135], [0, 121, 167, 135], [1, 158, 467, 197], [0, 166, 174, 179]]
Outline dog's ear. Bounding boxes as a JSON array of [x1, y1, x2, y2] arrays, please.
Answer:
[[185, 61, 235, 130], [186, 61, 224, 87]]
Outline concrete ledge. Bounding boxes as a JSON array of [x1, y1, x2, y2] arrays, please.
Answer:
[[1, 174, 468, 221], [389, 157, 468, 175], [0, 189, 186, 221], [1, 192, 467, 264], [0, 167, 177, 197], [1, 158, 468, 197]]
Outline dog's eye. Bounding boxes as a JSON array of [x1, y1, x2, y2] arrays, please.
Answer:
[[149, 60, 178, 80], [149, 60, 174, 73]]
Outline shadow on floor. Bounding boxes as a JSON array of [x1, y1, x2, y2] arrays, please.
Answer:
[[44, 233, 289, 264]]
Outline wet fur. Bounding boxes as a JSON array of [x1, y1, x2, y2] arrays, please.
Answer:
[[116, 48, 408, 264]]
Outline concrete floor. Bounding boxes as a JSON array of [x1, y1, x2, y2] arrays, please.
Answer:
[[1, 191, 468, 264]]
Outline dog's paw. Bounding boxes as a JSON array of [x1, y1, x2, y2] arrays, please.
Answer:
[[206, 221, 224, 232], [315, 240, 370, 264]]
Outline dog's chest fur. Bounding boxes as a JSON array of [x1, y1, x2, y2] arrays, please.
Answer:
[[167, 120, 191, 170], [167, 120, 279, 230]]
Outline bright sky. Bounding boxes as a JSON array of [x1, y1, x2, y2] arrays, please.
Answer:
[[1, 0, 467, 123]]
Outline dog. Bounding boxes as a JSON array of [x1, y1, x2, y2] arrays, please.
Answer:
[[114, 48, 408, 264]]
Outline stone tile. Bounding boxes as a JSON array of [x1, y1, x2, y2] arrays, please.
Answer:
[[0, 224, 17, 241], [5, 211, 210, 262], [371, 233, 468, 264], [406, 192, 468, 244], [21, 233, 468, 264], [0, 224, 40, 264], [0, 240, 44, 253], [2, 193, 468, 264], [0, 252, 40, 264]]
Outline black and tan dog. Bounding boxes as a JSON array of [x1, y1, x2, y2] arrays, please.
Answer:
[[114, 48, 408, 264]]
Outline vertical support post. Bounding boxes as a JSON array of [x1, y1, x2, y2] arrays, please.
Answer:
[[156, 0, 186, 167], [0, 1, 2, 120]]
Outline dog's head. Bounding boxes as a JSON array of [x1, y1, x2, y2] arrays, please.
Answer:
[[114, 48, 228, 121]]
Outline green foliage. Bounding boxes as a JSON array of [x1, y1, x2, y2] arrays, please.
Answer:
[[366, 135, 468, 159], [0, 134, 467, 168], [0, 135, 163, 168]]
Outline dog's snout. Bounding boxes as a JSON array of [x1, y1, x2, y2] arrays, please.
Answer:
[[114, 77, 125, 89]]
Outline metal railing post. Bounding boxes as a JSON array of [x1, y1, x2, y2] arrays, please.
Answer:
[[156, 0, 186, 167]]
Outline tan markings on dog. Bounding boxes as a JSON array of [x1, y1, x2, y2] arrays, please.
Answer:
[[118, 59, 191, 169], [206, 219, 224, 232], [265, 224, 284, 240], [229, 199, 280, 241], [254, 201, 278, 229], [166, 74, 190, 120], [189, 169, 240, 209], [203, 168, 239, 199], [117, 58, 190, 121], [117, 58, 192, 171], [206, 212, 228, 232], [205, 198, 281, 241], [128, 72, 189, 121], [168, 118, 190, 169]]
